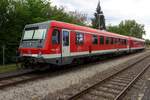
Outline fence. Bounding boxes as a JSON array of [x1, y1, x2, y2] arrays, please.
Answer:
[[0, 44, 19, 66]]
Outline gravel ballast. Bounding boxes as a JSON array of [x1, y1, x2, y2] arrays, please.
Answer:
[[122, 60, 150, 100], [0, 51, 149, 100]]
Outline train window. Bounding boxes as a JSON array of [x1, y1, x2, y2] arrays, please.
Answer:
[[106, 37, 109, 44], [63, 31, 69, 46], [115, 38, 117, 44], [120, 39, 122, 44], [92, 35, 98, 44], [23, 30, 34, 40], [100, 36, 104, 44], [76, 32, 84, 45], [33, 29, 47, 39], [121, 39, 124, 45], [123, 39, 125, 45], [114, 38, 117, 44], [110, 37, 113, 44], [52, 29, 60, 44], [118, 39, 121, 44], [124, 39, 127, 45]]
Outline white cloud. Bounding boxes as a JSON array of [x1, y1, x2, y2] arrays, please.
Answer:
[[51, 0, 150, 39]]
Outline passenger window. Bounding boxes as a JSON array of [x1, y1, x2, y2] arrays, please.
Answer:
[[100, 36, 104, 44], [63, 31, 69, 46], [114, 38, 117, 44], [76, 32, 84, 45], [122, 39, 125, 45], [116, 38, 118, 44], [121, 39, 124, 45], [92, 35, 98, 44], [118, 39, 121, 44], [124, 40, 127, 45], [52, 29, 60, 44], [111, 37, 113, 44], [120, 39, 123, 45], [106, 37, 109, 44]]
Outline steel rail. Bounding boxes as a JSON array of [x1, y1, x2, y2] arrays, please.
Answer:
[[0, 69, 35, 80], [68, 54, 150, 100], [114, 63, 150, 100], [0, 72, 48, 89]]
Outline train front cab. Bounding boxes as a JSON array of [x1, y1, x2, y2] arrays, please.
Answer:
[[18, 21, 74, 68], [18, 21, 50, 68]]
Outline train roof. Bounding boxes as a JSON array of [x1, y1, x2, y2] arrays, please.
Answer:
[[50, 20, 129, 39], [24, 21, 50, 28], [24, 20, 145, 42], [129, 36, 145, 42]]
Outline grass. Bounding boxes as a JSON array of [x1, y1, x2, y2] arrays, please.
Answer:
[[0, 64, 18, 73]]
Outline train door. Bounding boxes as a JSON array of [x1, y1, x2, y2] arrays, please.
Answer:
[[62, 29, 70, 57]]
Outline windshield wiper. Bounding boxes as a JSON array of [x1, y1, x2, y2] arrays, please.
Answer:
[[22, 39, 44, 41]]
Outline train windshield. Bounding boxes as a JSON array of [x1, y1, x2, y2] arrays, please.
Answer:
[[23, 27, 47, 40]]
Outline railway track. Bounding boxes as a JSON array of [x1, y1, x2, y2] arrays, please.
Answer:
[[0, 51, 149, 94], [0, 69, 35, 80], [0, 71, 42, 89], [0, 68, 53, 89], [67, 54, 150, 100]]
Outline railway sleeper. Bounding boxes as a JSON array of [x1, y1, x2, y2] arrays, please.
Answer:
[[8, 77, 24, 81], [0, 80, 14, 84], [119, 71, 137, 74], [110, 79, 131, 84], [95, 86, 120, 94], [89, 89, 116, 99], [115, 77, 133, 81], [115, 75, 135, 79], [102, 84, 124, 90], [107, 81, 127, 87], [19, 76, 33, 79], [132, 84, 144, 90], [80, 94, 108, 100], [64, 90, 80, 97]]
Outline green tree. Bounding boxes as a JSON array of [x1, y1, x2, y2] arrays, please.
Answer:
[[0, 0, 87, 64], [68, 11, 87, 25], [107, 20, 145, 39], [91, 0, 106, 30], [145, 39, 150, 48]]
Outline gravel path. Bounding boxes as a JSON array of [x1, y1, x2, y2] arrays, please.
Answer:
[[0, 51, 148, 100]]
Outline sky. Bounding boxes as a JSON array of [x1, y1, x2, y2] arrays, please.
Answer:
[[51, 0, 150, 39]]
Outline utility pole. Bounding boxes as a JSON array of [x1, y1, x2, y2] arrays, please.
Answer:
[[2, 44, 5, 66], [92, 0, 106, 30], [98, 13, 104, 30], [98, 14, 100, 30]]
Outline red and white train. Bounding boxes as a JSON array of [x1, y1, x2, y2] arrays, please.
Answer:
[[18, 21, 145, 68]]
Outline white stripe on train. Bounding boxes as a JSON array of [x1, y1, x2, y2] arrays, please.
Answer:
[[22, 47, 144, 59]]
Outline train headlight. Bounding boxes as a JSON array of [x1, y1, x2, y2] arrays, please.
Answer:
[[38, 51, 42, 57]]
